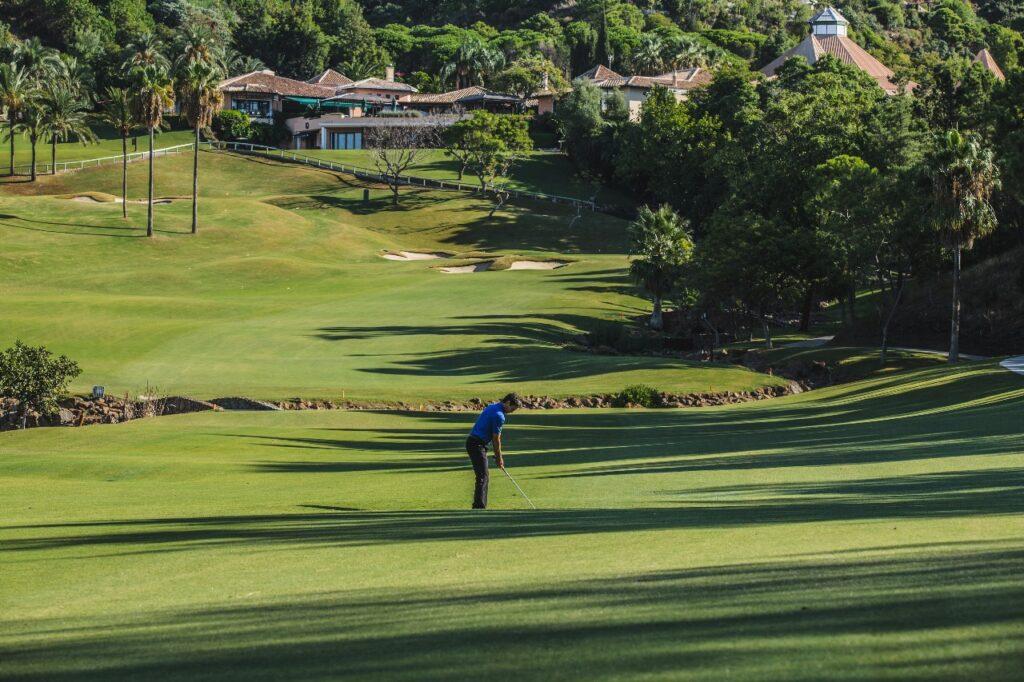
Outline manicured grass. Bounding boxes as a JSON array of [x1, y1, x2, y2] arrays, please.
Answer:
[[298, 148, 628, 204], [0, 150, 777, 400], [1, 128, 195, 172], [745, 344, 949, 383], [2, 361, 1022, 679]]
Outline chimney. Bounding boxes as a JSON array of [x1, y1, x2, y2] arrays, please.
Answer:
[[541, 72, 549, 90], [385, 65, 395, 82]]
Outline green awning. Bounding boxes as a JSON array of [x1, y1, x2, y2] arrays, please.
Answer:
[[284, 96, 354, 110]]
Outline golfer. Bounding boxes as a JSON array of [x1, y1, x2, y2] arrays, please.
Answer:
[[465, 393, 523, 509]]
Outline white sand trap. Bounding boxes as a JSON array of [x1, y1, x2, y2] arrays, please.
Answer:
[[440, 262, 494, 274], [382, 251, 445, 261], [508, 260, 568, 270]]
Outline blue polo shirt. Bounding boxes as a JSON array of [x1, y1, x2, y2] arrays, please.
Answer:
[[469, 402, 506, 445]]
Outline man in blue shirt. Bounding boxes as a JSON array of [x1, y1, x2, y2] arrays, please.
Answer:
[[465, 393, 523, 509]]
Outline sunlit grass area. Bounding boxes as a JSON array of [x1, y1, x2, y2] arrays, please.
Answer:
[[2, 361, 1022, 679]]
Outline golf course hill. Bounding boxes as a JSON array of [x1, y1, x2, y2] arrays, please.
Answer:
[[0, 148, 784, 402]]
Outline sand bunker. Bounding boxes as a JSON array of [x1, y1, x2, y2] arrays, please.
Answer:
[[440, 262, 494, 274], [71, 195, 173, 205], [508, 260, 568, 270], [381, 251, 447, 261]]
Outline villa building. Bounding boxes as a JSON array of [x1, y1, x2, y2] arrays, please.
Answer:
[[760, 7, 916, 94], [575, 64, 713, 120]]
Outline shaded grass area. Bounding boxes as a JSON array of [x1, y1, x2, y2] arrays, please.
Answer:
[[0, 151, 775, 400], [745, 344, 950, 383], [1, 362, 1023, 679]]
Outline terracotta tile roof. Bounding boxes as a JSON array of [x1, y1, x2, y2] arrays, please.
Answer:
[[405, 86, 488, 104], [577, 65, 622, 80], [219, 70, 335, 98], [404, 86, 520, 105], [975, 49, 1006, 81], [589, 68, 712, 91], [307, 68, 353, 87], [760, 35, 915, 94], [339, 78, 417, 93]]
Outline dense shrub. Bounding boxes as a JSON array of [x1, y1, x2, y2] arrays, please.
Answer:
[[212, 110, 251, 140], [0, 341, 81, 428], [615, 384, 661, 408]]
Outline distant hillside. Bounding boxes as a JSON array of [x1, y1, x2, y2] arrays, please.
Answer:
[[838, 245, 1024, 356]]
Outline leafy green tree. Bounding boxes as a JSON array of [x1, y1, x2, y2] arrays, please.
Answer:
[[95, 87, 136, 218], [40, 83, 96, 175], [440, 36, 505, 88], [628, 204, 694, 330], [0, 340, 81, 429], [927, 130, 1001, 362], [0, 62, 33, 175], [556, 78, 604, 167], [445, 111, 532, 203]]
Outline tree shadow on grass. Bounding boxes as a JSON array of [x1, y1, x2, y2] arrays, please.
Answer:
[[3, 542, 1023, 680], [0, 214, 153, 238]]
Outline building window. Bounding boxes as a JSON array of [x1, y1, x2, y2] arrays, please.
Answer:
[[232, 99, 272, 117], [330, 131, 363, 150]]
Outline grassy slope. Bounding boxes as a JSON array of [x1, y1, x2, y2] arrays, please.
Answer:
[[2, 129, 195, 169], [298, 148, 628, 203], [1, 361, 1022, 679], [0, 150, 777, 400]]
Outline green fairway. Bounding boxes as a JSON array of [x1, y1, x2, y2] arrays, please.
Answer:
[[2, 361, 1022, 679], [0, 150, 779, 401]]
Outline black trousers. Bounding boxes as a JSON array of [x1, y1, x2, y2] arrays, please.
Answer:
[[466, 436, 489, 509]]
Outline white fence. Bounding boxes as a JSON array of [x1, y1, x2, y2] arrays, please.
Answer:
[[212, 141, 598, 212], [11, 139, 599, 212], [8, 142, 205, 175]]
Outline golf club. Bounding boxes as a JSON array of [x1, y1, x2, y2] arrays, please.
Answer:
[[501, 467, 537, 509]]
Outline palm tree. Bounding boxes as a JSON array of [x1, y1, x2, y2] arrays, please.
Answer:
[[130, 61, 174, 238], [441, 38, 505, 89], [14, 100, 46, 181], [95, 88, 136, 218], [14, 38, 61, 82], [0, 62, 32, 175], [41, 84, 96, 174], [628, 204, 694, 331], [125, 33, 170, 71], [631, 34, 664, 75], [176, 60, 222, 234], [928, 130, 1001, 363]]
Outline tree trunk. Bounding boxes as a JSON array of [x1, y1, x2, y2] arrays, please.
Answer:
[[847, 285, 858, 326], [8, 122, 14, 176], [50, 137, 56, 174], [121, 133, 128, 219], [762, 317, 772, 349], [29, 136, 36, 181], [147, 127, 154, 238], [880, 276, 905, 366], [191, 124, 199, 234], [391, 180, 399, 206], [949, 246, 961, 363], [799, 286, 814, 332], [650, 296, 663, 331]]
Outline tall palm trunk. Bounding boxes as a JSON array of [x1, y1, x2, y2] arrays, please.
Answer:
[[949, 245, 961, 363], [120, 133, 128, 219], [50, 136, 56, 174], [146, 126, 154, 238], [29, 134, 36, 181], [8, 121, 14, 176], [191, 123, 199, 234]]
